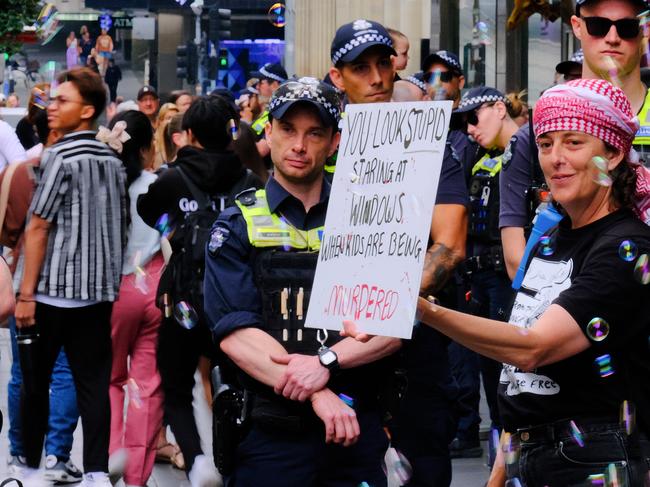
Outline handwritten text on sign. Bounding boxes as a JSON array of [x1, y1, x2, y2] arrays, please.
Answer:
[[305, 101, 452, 339]]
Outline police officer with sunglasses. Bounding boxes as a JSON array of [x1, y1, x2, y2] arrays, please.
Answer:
[[499, 0, 650, 297]]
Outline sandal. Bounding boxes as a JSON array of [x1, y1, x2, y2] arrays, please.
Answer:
[[156, 441, 185, 470]]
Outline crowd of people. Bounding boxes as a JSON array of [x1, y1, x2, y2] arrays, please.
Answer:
[[0, 0, 648, 486]]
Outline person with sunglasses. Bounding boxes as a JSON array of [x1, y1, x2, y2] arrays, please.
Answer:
[[499, 0, 650, 290], [450, 86, 522, 464], [422, 50, 465, 109]]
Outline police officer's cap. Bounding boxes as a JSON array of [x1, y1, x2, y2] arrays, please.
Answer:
[[268, 77, 342, 128], [454, 86, 508, 114], [330, 19, 396, 65]]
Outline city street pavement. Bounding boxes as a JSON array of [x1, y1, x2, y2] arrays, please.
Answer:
[[1, 51, 491, 487]]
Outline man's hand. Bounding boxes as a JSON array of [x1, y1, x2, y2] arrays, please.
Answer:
[[270, 353, 329, 401], [15, 300, 36, 328], [310, 388, 360, 446]]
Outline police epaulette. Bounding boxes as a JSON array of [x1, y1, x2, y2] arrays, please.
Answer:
[[235, 188, 258, 206]]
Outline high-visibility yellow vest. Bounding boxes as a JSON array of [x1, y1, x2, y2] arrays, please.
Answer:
[[236, 189, 323, 250], [251, 111, 270, 136], [471, 153, 503, 177], [634, 89, 650, 148]]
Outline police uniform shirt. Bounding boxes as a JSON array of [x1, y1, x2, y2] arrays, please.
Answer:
[[203, 175, 330, 343], [498, 124, 532, 230]]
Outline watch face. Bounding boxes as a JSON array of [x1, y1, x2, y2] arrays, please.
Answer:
[[320, 350, 337, 366]]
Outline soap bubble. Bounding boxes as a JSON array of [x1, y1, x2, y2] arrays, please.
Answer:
[[586, 317, 610, 342], [569, 420, 585, 447], [591, 156, 613, 187], [268, 2, 286, 28], [127, 378, 142, 409], [155, 213, 174, 239], [383, 446, 412, 486], [538, 235, 555, 256], [620, 400, 636, 436], [174, 301, 198, 330], [634, 254, 650, 285], [618, 240, 638, 262], [595, 354, 615, 378]]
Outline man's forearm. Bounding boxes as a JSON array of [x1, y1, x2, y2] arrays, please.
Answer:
[[219, 327, 289, 388], [332, 336, 402, 369], [419, 242, 464, 296], [19, 223, 49, 296]]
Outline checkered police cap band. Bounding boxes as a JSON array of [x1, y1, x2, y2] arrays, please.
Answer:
[[268, 77, 341, 120], [435, 51, 462, 71], [331, 33, 393, 65], [405, 75, 428, 94], [259, 65, 286, 83], [458, 93, 507, 110]]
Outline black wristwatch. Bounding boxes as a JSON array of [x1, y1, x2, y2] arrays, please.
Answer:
[[318, 347, 340, 373]]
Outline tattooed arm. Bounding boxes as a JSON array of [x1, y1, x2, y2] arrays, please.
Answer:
[[420, 204, 468, 296]]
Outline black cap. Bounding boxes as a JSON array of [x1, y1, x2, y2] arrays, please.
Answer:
[[268, 77, 341, 127], [404, 72, 428, 95], [422, 50, 463, 75], [250, 63, 288, 83], [454, 86, 507, 114], [137, 85, 158, 100], [575, 0, 648, 15], [330, 19, 396, 65], [555, 49, 584, 75]]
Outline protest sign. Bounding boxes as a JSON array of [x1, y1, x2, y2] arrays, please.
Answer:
[[305, 100, 452, 339]]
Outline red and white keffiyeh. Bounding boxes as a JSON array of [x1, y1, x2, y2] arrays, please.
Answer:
[[533, 78, 650, 223]]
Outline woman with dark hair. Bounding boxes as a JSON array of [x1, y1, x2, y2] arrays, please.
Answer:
[[104, 110, 165, 487], [348, 79, 650, 486], [15, 84, 50, 151]]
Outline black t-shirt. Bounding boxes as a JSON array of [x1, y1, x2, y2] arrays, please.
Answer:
[[498, 210, 650, 434]]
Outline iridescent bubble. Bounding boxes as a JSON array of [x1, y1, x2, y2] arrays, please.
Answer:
[[501, 432, 520, 466], [506, 479, 523, 487], [634, 254, 650, 285], [618, 240, 638, 262], [267, 2, 286, 27], [538, 235, 554, 256], [569, 420, 585, 447], [604, 56, 622, 87], [620, 400, 636, 436], [174, 301, 198, 330], [595, 354, 615, 378], [586, 317, 610, 342], [587, 473, 606, 486], [383, 446, 413, 485], [591, 156, 613, 187], [127, 378, 142, 409], [155, 213, 173, 239], [132, 251, 150, 295]]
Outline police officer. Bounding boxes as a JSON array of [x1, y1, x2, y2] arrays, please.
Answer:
[[500, 0, 650, 283], [452, 87, 521, 462], [329, 20, 469, 487], [203, 77, 400, 486]]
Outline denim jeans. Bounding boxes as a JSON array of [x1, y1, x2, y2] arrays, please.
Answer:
[[8, 317, 79, 460], [505, 421, 649, 486]]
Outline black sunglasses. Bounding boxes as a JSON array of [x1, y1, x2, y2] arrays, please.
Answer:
[[427, 70, 455, 84], [582, 16, 640, 39], [465, 103, 495, 126]]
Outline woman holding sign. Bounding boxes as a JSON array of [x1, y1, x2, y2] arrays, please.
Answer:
[[345, 79, 650, 486]]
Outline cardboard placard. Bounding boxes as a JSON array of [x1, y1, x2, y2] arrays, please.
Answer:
[[305, 100, 452, 339]]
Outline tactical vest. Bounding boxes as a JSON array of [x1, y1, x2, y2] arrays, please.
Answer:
[[468, 153, 503, 243], [633, 89, 650, 166], [236, 189, 336, 356]]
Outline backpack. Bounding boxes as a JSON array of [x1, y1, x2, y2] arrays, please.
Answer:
[[156, 166, 260, 324]]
